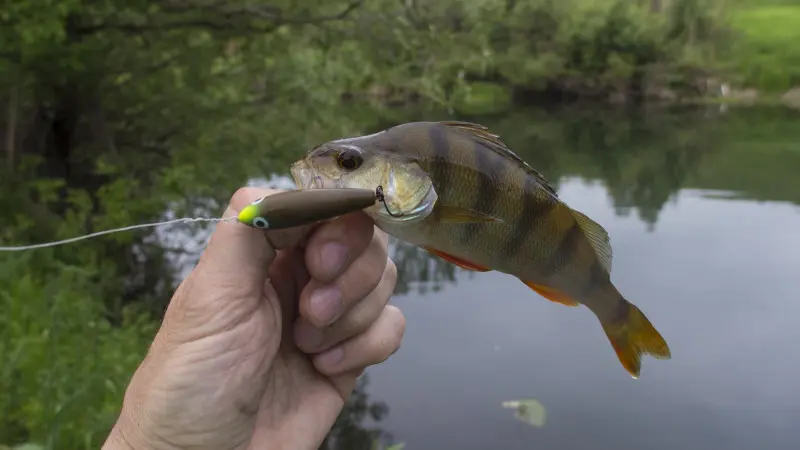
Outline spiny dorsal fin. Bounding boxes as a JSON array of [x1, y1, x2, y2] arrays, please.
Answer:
[[438, 121, 508, 149], [437, 121, 559, 197], [570, 208, 613, 273]]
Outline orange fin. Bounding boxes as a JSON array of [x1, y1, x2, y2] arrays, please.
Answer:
[[424, 247, 491, 272], [602, 301, 672, 379], [521, 281, 580, 307]]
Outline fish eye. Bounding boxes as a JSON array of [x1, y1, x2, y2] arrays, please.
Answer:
[[336, 148, 364, 171], [252, 217, 269, 229]]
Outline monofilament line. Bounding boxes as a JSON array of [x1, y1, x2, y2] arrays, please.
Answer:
[[0, 216, 239, 252]]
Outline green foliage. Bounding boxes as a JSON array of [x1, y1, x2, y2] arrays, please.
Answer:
[[723, 4, 800, 92], [339, 0, 729, 101], [0, 252, 157, 449]]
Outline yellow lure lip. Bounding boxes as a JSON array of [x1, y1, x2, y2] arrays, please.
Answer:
[[237, 204, 259, 225]]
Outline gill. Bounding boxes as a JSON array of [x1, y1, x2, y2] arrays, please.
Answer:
[[377, 165, 437, 224]]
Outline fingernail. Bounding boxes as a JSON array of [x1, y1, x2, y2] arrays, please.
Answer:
[[320, 242, 348, 275], [317, 346, 344, 369], [310, 286, 343, 325], [295, 321, 324, 350]]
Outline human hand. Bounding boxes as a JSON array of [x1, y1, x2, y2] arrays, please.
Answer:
[[103, 187, 404, 450]]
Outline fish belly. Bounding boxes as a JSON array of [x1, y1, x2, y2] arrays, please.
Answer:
[[377, 207, 617, 316], [377, 217, 569, 283]]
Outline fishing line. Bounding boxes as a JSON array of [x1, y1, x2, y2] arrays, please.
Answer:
[[0, 216, 238, 252], [1, 186, 392, 252]]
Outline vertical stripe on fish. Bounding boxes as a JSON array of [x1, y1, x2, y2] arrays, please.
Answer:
[[502, 175, 558, 263], [427, 124, 452, 198], [541, 219, 585, 278], [461, 137, 506, 248]]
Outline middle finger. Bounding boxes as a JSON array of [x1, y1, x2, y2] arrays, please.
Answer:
[[298, 227, 390, 328]]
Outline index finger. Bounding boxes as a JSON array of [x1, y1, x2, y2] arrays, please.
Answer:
[[304, 212, 376, 283]]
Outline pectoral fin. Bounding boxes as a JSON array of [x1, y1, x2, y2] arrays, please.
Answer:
[[436, 205, 503, 224], [521, 280, 580, 307], [425, 247, 491, 272]]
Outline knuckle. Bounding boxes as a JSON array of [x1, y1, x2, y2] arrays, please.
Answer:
[[328, 288, 385, 344], [373, 226, 390, 248], [377, 306, 405, 359], [230, 186, 282, 211], [344, 255, 385, 297], [384, 258, 398, 287], [330, 309, 371, 345], [388, 305, 406, 340], [230, 186, 255, 205], [336, 213, 374, 242], [369, 231, 390, 259], [230, 186, 260, 205]]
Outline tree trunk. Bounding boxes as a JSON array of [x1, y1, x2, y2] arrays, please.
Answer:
[[5, 84, 18, 170], [651, 0, 662, 13]]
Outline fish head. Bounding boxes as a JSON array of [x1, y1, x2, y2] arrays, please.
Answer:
[[290, 140, 437, 224]]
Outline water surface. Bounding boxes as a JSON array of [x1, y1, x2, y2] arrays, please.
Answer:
[[348, 106, 800, 450]]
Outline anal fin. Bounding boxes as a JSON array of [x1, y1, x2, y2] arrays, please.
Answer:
[[424, 247, 491, 272], [521, 280, 580, 307]]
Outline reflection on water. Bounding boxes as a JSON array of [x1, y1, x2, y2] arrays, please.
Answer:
[[320, 374, 396, 450], [389, 240, 460, 297], [349, 106, 800, 450]]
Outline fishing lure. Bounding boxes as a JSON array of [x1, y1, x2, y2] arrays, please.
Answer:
[[237, 187, 380, 229], [0, 188, 381, 252]]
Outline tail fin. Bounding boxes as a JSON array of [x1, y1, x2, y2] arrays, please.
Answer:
[[602, 301, 671, 378]]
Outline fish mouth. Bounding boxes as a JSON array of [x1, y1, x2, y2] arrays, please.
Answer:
[[290, 159, 341, 190], [290, 160, 325, 190], [290, 160, 314, 189]]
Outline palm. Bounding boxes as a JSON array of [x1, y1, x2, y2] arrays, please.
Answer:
[[140, 249, 348, 450], [241, 248, 351, 449]]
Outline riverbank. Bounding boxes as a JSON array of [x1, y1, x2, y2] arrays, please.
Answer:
[[347, 1, 800, 115]]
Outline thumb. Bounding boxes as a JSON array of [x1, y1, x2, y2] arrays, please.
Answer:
[[170, 188, 313, 328], [187, 187, 314, 305]]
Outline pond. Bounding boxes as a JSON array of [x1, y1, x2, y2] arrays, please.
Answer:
[[4, 103, 800, 450], [323, 105, 800, 450]]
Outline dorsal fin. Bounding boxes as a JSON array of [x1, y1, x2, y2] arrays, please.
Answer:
[[437, 121, 559, 197], [570, 208, 613, 273]]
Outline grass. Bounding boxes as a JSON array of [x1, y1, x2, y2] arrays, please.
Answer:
[[724, 3, 800, 92]]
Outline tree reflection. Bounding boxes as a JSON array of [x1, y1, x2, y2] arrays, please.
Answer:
[[319, 374, 396, 450], [467, 105, 725, 229], [389, 240, 461, 296]]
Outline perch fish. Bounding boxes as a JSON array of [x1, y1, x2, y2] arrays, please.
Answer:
[[289, 121, 671, 378]]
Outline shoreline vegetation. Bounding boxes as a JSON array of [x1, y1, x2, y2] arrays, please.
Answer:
[[334, 0, 800, 113], [406, 0, 800, 114], [2, 0, 800, 449]]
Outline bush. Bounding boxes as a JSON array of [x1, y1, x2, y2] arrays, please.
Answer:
[[0, 251, 157, 449]]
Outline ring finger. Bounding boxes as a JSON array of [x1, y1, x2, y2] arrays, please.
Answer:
[[312, 305, 406, 377], [294, 259, 397, 353]]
